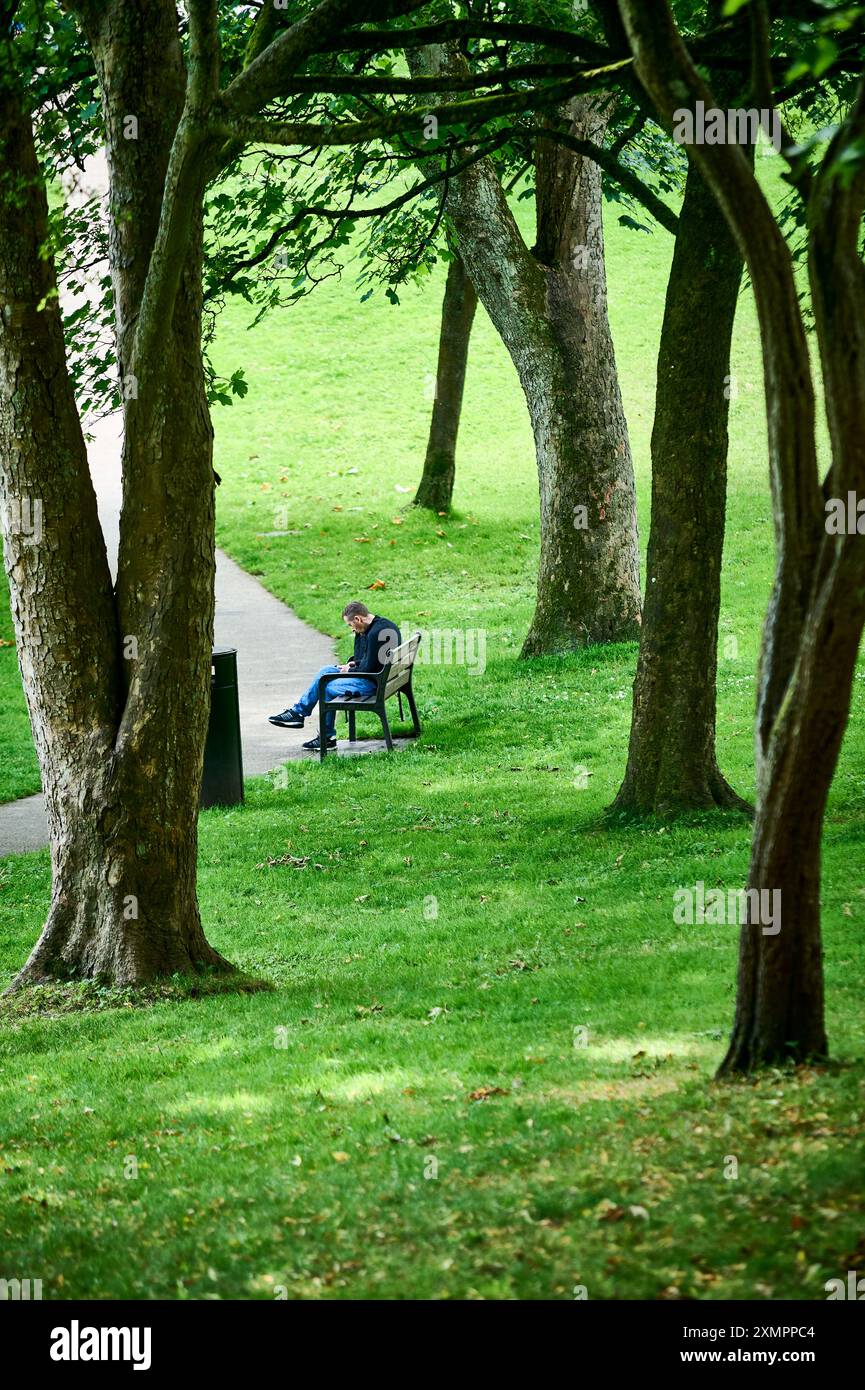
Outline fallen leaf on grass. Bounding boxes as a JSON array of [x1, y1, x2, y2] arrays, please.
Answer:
[[256, 854, 309, 869], [332, 1151, 350, 1163], [467, 1085, 509, 1102], [595, 1200, 626, 1223]]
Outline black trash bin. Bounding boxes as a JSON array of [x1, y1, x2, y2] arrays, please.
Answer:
[[201, 646, 244, 809]]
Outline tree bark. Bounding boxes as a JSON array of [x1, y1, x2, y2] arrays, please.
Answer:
[[612, 158, 749, 814], [0, 11, 231, 988], [411, 46, 641, 653], [414, 252, 477, 513]]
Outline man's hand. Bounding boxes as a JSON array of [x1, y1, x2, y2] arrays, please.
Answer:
[[339, 662, 354, 674]]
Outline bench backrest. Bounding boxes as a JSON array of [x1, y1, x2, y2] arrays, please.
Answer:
[[383, 631, 421, 699]]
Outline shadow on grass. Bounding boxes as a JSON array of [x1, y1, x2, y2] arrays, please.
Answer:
[[0, 966, 274, 1023]]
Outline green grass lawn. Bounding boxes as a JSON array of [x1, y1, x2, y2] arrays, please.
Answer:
[[1, 161, 863, 1300], [0, 569, 40, 803]]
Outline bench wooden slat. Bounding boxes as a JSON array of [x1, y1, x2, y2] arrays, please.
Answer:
[[384, 670, 411, 698]]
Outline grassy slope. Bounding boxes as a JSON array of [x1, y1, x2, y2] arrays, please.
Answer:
[[1, 157, 863, 1300]]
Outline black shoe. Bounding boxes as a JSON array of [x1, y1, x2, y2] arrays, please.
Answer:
[[269, 708, 304, 728], [303, 734, 337, 751]]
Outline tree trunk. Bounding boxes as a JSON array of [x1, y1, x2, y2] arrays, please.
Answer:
[[411, 47, 641, 653], [414, 252, 477, 512], [613, 159, 749, 814], [520, 99, 642, 654], [718, 544, 864, 1070], [0, 13, 231, 989]]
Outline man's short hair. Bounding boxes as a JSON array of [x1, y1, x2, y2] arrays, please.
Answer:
[[343, 601, 371, 619]]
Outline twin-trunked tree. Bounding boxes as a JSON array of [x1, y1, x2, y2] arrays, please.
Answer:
[[0, 0, 616, 990], [618, 0, 865, 1070]]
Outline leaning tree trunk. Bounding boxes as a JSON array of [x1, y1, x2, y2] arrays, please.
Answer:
[[613, 158, 749, 814], [414, 252, 477, 512], [411, 46, 641, 653], [0, 12, 230, 988], [719, 539, 865, 1069], [719, 108, 865, 1071]]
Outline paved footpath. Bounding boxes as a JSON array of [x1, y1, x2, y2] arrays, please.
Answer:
[[0, 412, 407, 857]]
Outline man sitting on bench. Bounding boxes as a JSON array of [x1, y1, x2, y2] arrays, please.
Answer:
[[269, 601, 402, 753]]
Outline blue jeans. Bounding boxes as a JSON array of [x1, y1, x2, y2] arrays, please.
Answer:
[[295, 665, 376, 737]]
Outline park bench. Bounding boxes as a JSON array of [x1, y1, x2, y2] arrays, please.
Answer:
[[316, 631, 422, 761]]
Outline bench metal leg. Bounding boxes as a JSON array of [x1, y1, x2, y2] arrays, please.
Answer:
[[319, 698, 328, 760], [406, 687, 421, 737], [348, 708, 356, 742], [379, 706, 394, 752]]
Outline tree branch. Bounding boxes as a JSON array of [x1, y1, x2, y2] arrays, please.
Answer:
[[609, 110, 645, 158], [187, 0, 220, 112], [808, 79, 865, 498], [315, 19, 612, 65], [749, 0, 814, 201], [213, 67, 632, 151], [273, 60, 582, 97], [206, 129, 512, 298], [221, 0, 433, 117]]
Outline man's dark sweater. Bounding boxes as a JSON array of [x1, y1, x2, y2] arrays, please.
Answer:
[[352, 615, 401, 674]]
